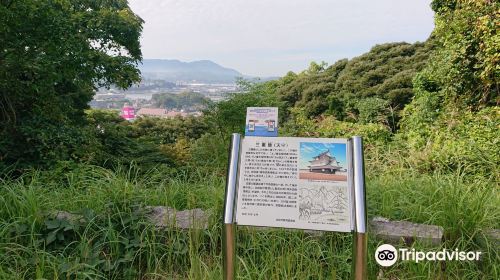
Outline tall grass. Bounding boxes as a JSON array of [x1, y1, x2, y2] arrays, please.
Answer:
[[368, 172, 499, 279], [0, 164, 498, 279]]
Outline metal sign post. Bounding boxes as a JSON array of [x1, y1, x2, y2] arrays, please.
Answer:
[[222, 134, 367, 280], [223, 133, 241, 280], [352, 136, 368, 280]]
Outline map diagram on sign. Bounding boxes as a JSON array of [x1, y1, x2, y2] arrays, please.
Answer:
[[298, 185, 349, 224]]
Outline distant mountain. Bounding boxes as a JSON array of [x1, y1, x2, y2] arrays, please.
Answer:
[[139, 59, 244, 83]]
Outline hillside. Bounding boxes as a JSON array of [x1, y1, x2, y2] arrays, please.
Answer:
[[139, 59, 244, 83], [273, 41, 434, 130]]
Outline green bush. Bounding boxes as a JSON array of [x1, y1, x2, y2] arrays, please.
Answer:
[[403, 107, 499, 179], [282, 109, 391, 147]]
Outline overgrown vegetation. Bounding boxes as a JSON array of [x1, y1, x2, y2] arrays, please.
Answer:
[[0, 164, 497, 279], [270, 41, 434, 131], [0, 0, 498, 279], [0, 0, 143, 170], [151, 92, 211, 111]]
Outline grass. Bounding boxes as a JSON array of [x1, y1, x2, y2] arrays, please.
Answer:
[[0, 164, 498, 279], [368, 172, 499, 279]]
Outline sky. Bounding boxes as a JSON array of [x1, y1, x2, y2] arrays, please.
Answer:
[[299, 142, 347, 170], [128, 0, 435, 77]]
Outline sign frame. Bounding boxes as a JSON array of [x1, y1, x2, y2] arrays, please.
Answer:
[[235, 136, 353, 233], [222, 133, 367, 280]]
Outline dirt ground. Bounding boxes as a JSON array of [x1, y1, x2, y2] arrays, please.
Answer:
[[299, 171, 348, 181]]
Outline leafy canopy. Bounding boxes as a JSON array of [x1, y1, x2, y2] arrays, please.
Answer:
[[0, 0, 143, 168], [273, 42, 434, 131], [151, 91, 211, 110]]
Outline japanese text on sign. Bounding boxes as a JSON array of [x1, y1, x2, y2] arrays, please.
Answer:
[[235, 137, 353, 232]]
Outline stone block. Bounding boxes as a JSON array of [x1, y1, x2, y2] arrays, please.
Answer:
[[145, 206, 209, 230], [370, 216, 443, 246]]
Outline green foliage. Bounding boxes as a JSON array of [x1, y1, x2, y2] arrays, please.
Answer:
[[190, 133, 230, 172], [84, 109, 217, 172], [355, 97, 391, 125], [86, 110, 175, 171], [277, 59, 348, 119], [336, 42, 432, 129], [0, 0, 143, 169], [0, 165, 227, 279], [0, 164, 498, 279], [398, 72, 444, 150], [0, 120, 98, 170], [282, 109, 391, 147], [399, 0, 499, 178], [204, 80, 282, 138], [42, 212, 88, 247], [335, 42, 431, 105], [272, 42, 434, 130], [400, 107, 499, 180], [368, 172, 499, 279], [428, 0, 499, 108], [130, 115, 209, 145], [151, 91, 211, 110], [160, 138, 192, 165]]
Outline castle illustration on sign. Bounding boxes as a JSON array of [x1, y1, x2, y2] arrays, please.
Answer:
[[308, 150, 343, 174]]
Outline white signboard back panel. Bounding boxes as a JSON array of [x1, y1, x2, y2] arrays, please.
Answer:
[[235, 137, 353, 232]]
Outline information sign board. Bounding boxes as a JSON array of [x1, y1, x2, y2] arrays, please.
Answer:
[[235, 136, 353, 232], [245, 107, 278, 137]]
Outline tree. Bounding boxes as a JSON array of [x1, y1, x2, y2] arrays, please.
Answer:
[[204, 79, 282, 139], [0, 0, 143, 169], [397, 0, 499, 176], [429, 0, 499, 107], [273, 42, 434, 130], [334, 42, 434, 126], [401, 0, 499, 138], [151, 91, 211, 110]]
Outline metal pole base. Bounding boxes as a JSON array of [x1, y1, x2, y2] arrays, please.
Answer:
[[353, 232, 367, 280], [223, 223, 236, 280]]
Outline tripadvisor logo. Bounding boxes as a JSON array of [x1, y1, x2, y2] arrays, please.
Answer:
[[375, 244, 398, 267], [375, 244, 482, 267]]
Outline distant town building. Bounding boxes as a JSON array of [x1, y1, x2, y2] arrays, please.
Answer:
[[94, 92, 126, 101], [121, 104, 136, 121], [136, 108, 189, 118]]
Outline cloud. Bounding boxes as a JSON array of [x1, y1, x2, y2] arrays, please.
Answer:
[[301, 144, 316, 154]]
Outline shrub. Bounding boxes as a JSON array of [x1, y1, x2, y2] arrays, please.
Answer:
[[399, 106, 499, 179]]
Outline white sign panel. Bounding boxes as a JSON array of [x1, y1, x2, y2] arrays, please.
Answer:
[[245, 107, 278, 137], [235, 137, 353, 232]]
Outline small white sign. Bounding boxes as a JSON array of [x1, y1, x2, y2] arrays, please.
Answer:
[[235, 137, 353, 232], [245, 107, 278, 137]]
